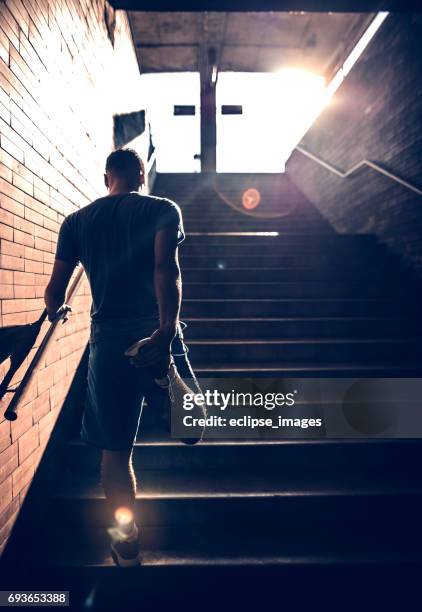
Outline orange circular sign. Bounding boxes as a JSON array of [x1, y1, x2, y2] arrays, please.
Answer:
[[242, 188, 261, 210]]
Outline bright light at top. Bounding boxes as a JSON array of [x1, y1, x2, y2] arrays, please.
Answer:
[[326, 12, 389, 99], [141, 72, 201, 173], [141, 12, 389, 175], [216, 70, 326, 173], [217, 12, 389, 173]]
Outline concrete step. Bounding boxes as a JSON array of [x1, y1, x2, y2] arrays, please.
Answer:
[[181, 213, 327, 221], [182, 282, 414, 299], [181, 209, 323, 216], [52, 478, 422, 528], [179, 254, 399, 269], [184, 226, 338, 235], [183, 317, 422, 339], [9, 563, 417, 612], [60, 469, 422, 498], [169, 209, 326, 220], [181, 243, 380, 257], [181, 298, 422, 318], [182, 218, 330, 228], [181, 210, 314, 215], [65, 439, 422, 474], [187, 338, 422, 364], [29, 522, 422, 568], [192, 362, 422, 377], [181, 267, 408, 282], [181, 212, 325, 221], [179, 202, 321, 212], [184, 234, 376, 245], [182, 222, 333, 233]]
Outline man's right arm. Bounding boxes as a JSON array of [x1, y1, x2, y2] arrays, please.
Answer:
[[154, 224, 182, 343], [135, 224, 182, 366], [130, 195, 184, 368]]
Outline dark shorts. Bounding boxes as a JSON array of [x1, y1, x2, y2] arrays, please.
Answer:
[[81, 317, 184, 451]]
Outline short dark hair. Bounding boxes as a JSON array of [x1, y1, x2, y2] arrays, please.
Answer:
[[105, 148, 143, 176]]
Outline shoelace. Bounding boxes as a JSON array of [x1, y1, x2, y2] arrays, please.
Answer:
[[108, 524, 138, 544], [155, 362, 178, 402]]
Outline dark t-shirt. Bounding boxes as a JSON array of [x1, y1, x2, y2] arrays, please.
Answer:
[[55, 192, 184, 321]]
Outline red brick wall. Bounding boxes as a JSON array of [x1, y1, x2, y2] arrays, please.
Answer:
[[0, 0, 143, 553]]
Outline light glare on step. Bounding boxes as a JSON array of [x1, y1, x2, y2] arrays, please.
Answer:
[[114, 506, 134, 526]]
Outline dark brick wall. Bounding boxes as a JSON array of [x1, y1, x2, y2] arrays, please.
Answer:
[[287, 13, 422, 274], [0, 0, 142, 554]]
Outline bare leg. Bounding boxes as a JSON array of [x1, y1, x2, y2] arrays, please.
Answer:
[[101, 449, 137, 531]]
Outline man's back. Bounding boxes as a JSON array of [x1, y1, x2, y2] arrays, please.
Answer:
[[56, 192, 184, 321]]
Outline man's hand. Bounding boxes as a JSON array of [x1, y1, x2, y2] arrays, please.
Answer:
[[47, 304, 72, 323], [132, 326, 176, 367]]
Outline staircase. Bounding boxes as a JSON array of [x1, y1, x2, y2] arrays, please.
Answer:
[[4, 173, 422, 609], [163, 173, 422, 376]]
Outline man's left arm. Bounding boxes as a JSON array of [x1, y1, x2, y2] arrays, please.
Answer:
[[44, 259, 76, 320], [44, 216, 79, 320]]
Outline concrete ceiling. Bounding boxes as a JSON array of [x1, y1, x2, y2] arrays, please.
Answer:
[[129, 12, 374, 78]]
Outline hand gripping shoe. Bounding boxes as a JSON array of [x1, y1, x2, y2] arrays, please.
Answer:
[[124, 337, 206, 444]]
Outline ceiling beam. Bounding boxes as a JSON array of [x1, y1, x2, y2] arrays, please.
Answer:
[[137, 43, 199, 48], [111, 0, 418, 12], [136, 43, 307, 49]]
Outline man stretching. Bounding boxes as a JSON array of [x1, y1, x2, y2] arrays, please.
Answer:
[[44, 148, 187, 566]]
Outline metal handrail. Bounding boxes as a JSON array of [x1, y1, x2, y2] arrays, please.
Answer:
[[295, 146, 422, 196], [3, 266, 85, 421]]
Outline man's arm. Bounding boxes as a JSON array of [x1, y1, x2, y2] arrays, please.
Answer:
[[133, 224, 181, 366], [46, 214, 79, 320], [154, 223, 182, 340], [44, 259, 76, 320]]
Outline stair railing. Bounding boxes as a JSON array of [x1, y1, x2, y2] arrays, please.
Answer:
[[294, 146, 422, 196], [3, 266, 85, 421]]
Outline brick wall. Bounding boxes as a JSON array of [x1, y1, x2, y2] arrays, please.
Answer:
[[287, 13, 422, 274], [0, 0, 143, 553]]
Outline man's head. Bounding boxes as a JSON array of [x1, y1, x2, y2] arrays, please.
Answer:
[[104, 148, 145, 193]]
